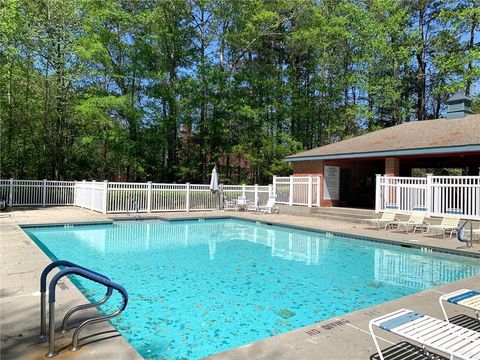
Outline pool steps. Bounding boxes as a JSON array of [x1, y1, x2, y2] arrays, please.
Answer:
[[311, 207, 397, 224]]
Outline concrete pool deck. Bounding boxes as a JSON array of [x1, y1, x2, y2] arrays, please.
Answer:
[[0, 206, 479, 360]]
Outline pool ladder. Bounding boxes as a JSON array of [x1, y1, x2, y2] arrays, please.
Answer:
[[39, 260, 128, 358]]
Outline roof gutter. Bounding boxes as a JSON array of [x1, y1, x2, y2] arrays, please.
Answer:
[[286, 144, 480, 162]]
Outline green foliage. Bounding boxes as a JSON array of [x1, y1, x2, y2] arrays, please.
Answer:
[[0, 0, 478, 183]]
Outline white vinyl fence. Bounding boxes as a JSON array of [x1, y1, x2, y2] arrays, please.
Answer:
[[223, 184, 272, 207], [273, 176, 320, 207], [105, 182, 218, 213], [0, 179, 273, 214], [104, 182, 273, 213], [375, 175, 480, 220], [0, 179, 75, 206], [74, 180, 108, 213]]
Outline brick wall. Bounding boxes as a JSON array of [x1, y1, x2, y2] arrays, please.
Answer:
[[292, 160, 324, 176]]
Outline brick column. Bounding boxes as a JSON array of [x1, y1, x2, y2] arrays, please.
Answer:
[[384, 157, 399, 207], [385, 157, 400, 176]]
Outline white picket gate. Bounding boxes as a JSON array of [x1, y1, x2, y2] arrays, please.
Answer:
[[273, 176, 320, 207], [375, 175, 480, 220]]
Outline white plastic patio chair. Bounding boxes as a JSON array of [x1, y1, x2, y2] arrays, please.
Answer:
[[439, 289, 480, 323], [362, 211, 397, 230], [256, 198, 279, 214], [427, 215, 461, 238], [369, 308, 480, 360], [388, 211, 428, 233], [223, 198, 238, 211], [246, 201, 259, 213], [237, 196, 249, 211]]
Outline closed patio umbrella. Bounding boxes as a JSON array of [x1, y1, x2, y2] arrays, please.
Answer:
[[210, 165, 219, 193], [210, 165, 221, 210]]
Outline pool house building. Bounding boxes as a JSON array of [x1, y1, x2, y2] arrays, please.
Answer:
[[285, 92, 480, 219]]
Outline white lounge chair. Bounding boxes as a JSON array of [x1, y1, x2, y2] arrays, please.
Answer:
[[439, 289, 480, 323], [363, 211, 397, 230], [369, 308, 480, 360], [388, 211, 428, 233], [427, 215, 461, 238], [255, 198, 279, 214]]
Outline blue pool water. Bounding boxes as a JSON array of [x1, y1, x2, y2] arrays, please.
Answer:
[[25, 218, 480, 359]]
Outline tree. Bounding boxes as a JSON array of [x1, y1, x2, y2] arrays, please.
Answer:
[[1, 0, 478, 183]]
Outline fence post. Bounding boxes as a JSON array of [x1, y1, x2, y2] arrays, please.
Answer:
[[8, 178, 13, 207], [254, 184, 258, 207], [102, 180, 108, 214], [272, 176, 277, 198], [316, 176, 321, 207], [186, 183, 190, 212], [375, 174, 381, 213], [307, 176, 312, 208], [242, 184, 246, 198], [81, 180, 86, 208], [42, 179, 47, 206], [147, 181, 152, 213], [91, 180, 96, 209], [289, 176, 293, 206], [426, 174, 432, 216], [395, 177, 400, 209], [268, 184, 273, 198], [73, 181, 77, 206]]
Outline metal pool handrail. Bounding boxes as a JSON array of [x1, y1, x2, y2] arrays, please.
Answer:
[[40, 262, 128, 358], [39, 260, 112, 341], [46, 266, 128, 358]]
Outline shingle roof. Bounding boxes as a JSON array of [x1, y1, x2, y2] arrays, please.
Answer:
[[287, 114, 480, 161]]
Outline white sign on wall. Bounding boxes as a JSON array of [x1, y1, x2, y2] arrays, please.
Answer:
[[324, 166, 340, 200]]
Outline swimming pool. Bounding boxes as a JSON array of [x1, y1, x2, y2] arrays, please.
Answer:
[[25, 218, 480, 359]]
